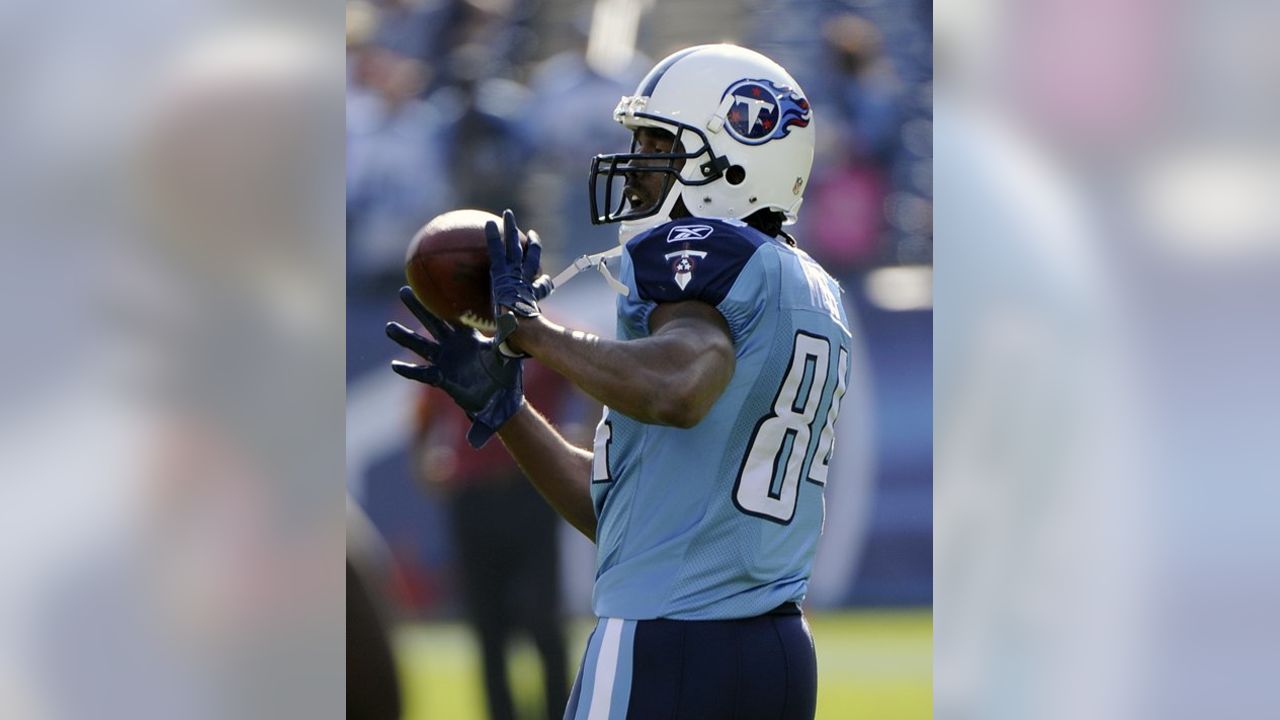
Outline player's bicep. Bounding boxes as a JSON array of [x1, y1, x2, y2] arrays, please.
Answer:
[[649, 300, 735, 401]]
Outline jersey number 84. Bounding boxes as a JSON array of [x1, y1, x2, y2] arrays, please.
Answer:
[[733, 331, 849, 524]]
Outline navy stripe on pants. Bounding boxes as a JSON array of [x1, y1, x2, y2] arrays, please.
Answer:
[[564, 610, 817, 720]]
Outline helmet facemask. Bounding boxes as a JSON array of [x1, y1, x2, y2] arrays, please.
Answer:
[[588, 117, 731, 232]]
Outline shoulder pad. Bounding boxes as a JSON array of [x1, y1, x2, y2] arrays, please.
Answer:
[[625, 218, 768, 305]]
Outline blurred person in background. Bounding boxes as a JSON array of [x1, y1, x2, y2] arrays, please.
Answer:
[[347, 44, 455, 289], [347, 559, 404, 719], [519, 7, 649, 268], [805, 14, 904, 275], [437, 44, 533, 219], [347, 0, 534, 291], [369, 0, 444, 66], [823, 15, 903, 167], [412, 364, 571, 720], [420, 0, 537, 93], [406, 38, 569, 720], [349, 503, 404, 720]]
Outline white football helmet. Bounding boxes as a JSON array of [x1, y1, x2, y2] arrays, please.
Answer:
[[589, 44, 816, 243]]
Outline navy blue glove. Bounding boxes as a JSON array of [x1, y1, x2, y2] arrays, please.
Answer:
[[386, 286, 522, 448], [486, 209, 554, 356]]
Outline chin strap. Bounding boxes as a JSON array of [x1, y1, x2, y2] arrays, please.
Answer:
[[548, 246, 629, 296]]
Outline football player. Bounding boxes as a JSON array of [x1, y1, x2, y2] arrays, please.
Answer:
[[388, 44, 851, 719]]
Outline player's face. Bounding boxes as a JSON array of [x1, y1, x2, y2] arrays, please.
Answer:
[[623, 128, 685, 215]]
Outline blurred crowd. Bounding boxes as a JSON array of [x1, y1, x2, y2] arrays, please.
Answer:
[[345, 0, 933, 297]]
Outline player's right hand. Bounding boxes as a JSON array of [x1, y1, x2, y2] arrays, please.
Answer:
[[485, 209, 554, 318], [386, 286, 523, 448], [485, 209, 555, 358]]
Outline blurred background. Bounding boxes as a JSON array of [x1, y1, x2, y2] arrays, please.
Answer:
[[3, 0, 1278, 718], [934, 0, 1280, 718], [344, 0, 932, 718], [0, 2, 347, 719]]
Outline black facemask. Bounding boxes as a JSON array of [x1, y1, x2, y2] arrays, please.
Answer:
[[587, 120, 730, 225]]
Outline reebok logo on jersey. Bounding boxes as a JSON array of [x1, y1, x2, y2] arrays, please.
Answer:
[[666, 225, 714, 243], [664, 248, 708, 290]]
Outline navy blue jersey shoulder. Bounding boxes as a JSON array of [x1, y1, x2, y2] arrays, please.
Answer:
[[625, 218, 769, 306]]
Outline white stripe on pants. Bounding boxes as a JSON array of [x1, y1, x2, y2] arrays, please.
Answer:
[[586, 618, 624, 720]]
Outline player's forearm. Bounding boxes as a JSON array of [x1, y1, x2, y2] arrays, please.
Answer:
[[511, 315, 723, 427], [496, 401, 597, 541]]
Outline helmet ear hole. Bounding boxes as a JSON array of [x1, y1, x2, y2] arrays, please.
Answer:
[[726, 165, 747, 185]]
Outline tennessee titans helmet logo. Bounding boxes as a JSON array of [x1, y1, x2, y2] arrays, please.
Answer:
[[718, 78, 811, 146]]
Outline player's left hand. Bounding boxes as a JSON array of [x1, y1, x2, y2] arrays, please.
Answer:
[[486, 209, 554, 356], [386, 286, 523, 448]]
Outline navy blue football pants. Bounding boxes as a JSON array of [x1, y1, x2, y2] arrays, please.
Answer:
[[564, 605, 817, 719]]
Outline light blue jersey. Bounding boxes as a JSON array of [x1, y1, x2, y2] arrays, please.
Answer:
[[589, 217, 852, 620]]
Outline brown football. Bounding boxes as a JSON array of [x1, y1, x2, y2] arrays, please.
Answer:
[[404, 209, 529, 332]]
